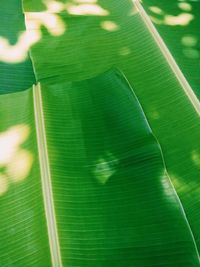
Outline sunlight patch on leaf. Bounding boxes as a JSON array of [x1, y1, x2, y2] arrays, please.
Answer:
[[101, 21, 120, 32], [128, 6, 138, 16], [93, 152, 118, 184], [7, 150, 33, 183], [149, 6, 164, 15], [43, 0, 65, 12], [181, 35, 199, 59], [161, 174, 177, 203], [191, 150, 200, 167], [65, 3, 109, 16], [150, 16, 163, 25], [0, 125, 33, 196], [149, 6, 194, 27], [74, 0, 97, 3], [25, 12, 66, 36], [0, 125, 30, 165], [43, 0, 109, 16], [169, 173, 187, 197], [181, 35, 198, 47], [178, 2, 192, 12], [0, 31, 41, 63], [164, 13, 194, 26]]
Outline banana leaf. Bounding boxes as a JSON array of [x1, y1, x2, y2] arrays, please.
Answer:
[[0, 0, 200, 266], [142, 0, 200, 99], [0, 0, 35, 94]]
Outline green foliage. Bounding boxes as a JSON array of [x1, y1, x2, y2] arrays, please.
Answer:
[[0, 0, 200, 266]]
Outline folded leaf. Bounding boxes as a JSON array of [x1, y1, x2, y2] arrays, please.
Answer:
[[0, 69, 199, 266]]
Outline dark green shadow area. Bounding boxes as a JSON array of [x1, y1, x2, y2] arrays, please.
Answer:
[[143, 0, 200, 98], [0, 0, 35, 94]]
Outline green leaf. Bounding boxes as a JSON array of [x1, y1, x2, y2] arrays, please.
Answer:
[[0, 69, 199, 266], [142, 0, 200, 99], [0, 0, 35, 94], [0, 89, 52, 266], [0, 0, 200, 266], [121, 1, 200, 255]]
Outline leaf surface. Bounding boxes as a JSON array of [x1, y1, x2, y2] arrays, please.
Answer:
[[0, 0, 200, 266]]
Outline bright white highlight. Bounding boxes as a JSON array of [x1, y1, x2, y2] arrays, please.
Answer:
[[0, 125, 33, 196], [164, 13, 194, 26], [101, 21, 120, 31], [66, 3, 109, 16], [0, 31, 40, 63]]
